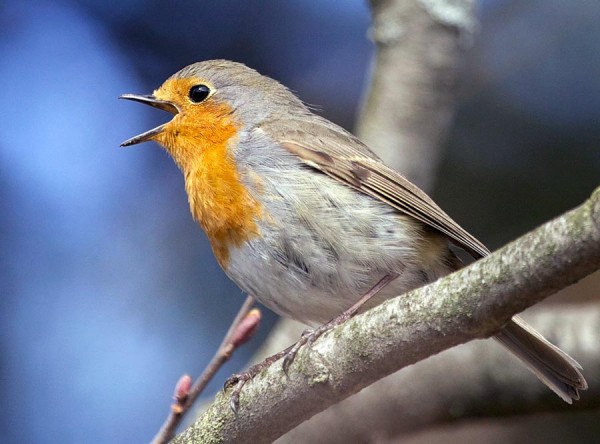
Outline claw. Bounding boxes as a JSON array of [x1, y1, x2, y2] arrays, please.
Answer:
[[229, 381, 243, 414], [223, 356, 283, 414], [281, 348, 296, 375], [223, 374, 240, 391], [282, 335, 307, 374], [281, 326, 334, 374], [223, 374, 250, 413], [230, 396, 239, 415]]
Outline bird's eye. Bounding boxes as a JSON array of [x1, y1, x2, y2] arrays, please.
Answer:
[[189, 85, 210, 103]]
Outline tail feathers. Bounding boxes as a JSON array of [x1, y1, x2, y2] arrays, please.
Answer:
[[494, 316, 587, 403]]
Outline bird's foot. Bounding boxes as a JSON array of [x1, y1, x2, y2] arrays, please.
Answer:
[[226, 274, 398, 412], [224, 345, 292, 413]]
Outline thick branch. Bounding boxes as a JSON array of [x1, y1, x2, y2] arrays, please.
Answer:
[[174, 188, 600, 444], [276, 305, 600, 443], [356, 0, 476, 190]]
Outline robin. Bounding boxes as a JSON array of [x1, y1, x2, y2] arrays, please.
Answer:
[[120, 60, 586, 403]]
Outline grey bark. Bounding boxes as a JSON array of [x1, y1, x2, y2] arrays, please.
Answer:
[[356, 0, 476, 191], [276, 306, 600, 443]]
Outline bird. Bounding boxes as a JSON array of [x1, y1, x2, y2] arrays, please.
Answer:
[[120, 59, 587, 403]]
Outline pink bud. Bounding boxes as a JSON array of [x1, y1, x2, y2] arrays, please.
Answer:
[[231, 309, 261, 348], [173, 374, 192, 404]]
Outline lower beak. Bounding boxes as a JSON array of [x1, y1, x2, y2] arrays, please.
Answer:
[[119, 94, 179, 147]]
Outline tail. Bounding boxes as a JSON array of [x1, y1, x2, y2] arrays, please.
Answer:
[[494, 316, 587, 403]]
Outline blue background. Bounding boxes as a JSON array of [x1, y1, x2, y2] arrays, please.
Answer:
[[1, 1, 599, 442]]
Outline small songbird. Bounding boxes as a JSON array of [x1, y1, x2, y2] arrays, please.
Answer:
[[121, 60, 586, 402]]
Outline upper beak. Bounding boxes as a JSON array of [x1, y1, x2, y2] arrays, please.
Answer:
[[119, 94, 179, 147]]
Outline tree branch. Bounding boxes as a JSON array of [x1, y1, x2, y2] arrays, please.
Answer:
[[173, 188, 600, 444], [276, 305, 600, 443], [356, 0, 476, 190]]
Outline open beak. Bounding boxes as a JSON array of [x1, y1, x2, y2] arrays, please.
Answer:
[[119, 94, 179, 147]]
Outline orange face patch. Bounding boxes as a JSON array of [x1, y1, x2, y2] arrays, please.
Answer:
[[152, 77, 263, 267]]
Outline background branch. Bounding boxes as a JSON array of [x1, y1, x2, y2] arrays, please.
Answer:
[[174, 188, 600, 444], [357, 0, 476, 191]]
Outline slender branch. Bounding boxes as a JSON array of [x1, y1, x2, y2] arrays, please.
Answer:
[[173, 188, 600, 444], [151, 295, 257, 444], [356, 0, 476, 190]]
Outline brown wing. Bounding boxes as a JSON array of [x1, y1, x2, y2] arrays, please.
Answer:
[[263, 117, 490, 259]]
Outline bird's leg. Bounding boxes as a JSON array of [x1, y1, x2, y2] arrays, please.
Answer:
[[226, 273, 399, 413], [281, 273, 399, 373]]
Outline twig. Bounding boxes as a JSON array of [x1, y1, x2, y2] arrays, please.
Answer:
[[151, 295, 258, 444]]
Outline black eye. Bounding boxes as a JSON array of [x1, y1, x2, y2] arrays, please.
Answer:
[[189, 85, 210, 103]]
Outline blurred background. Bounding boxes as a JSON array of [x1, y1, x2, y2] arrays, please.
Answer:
[[1, 1, 599, 442]]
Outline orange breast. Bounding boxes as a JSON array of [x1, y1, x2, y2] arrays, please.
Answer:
[[153, 79, 263, 268]]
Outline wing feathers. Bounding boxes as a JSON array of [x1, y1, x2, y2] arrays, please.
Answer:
[[274, 122, 489, 259]]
